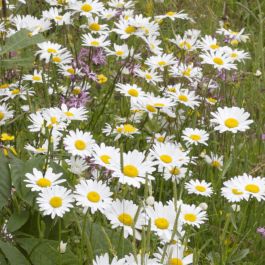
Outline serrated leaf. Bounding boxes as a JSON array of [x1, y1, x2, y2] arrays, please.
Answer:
[[0, 153, 11, 210], [7, 210, 30, 232], [0, 240, 30, 265], [0, 29, 45, 55]]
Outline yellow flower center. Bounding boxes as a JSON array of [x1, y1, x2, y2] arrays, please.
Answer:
[[49, 196, 62, 208], [190, 134, 201, 141], [182, 68, 191, 77], [64, 111, 74, 117], [128, 88, 139, 97], [100, 155, 111, 164], [195, 185, 206, 192], [72, 87, 81, 95], [90, 40, 100, 46], [207, 97, 217, 104], [32, 75, 41, 81], [224, 118, 239, 128], [232, 188, 243, 195], [123, 124, 137, 133], [50, 116, 57, 124], [178, 95, 188, 102], [123, 165, 139, 177], [87, 191, 101, 202], [36, 178, 52, 188], [160, 155, 172, 164], [170, 167, 180, 175], [1, 133, 14, 141], [210, 44, 219, 50], [155, 217, 169, 229], [125, 25, 136, 34], [36, 147, 46, 152], [146, 104, 156, 113], [166, 11, 176, 16], [154, 103, 165, 108], [179, 41, 192, 50], [145, 73, 152, 80], [52, 56, 62, 63], [231, 39, 238, 46], [231, 52, 238, 58], [0, 84, 9, 89], [158, 61, 166, 66], [67, 68, 75, 75], [116, 50, 124, 56], [211, 160, 221, 168], [47, 48, 57, 53], [169, 258, 183, 265], [97, 74, 108, 84], [11, 89, 20, 95], [118, 213, 133, 226], [184, 213, 197, 222], [213, 57, 224, 65], [157, 136, 165, 143], [245, 184, 260, 193], [74, 140, 86, 150], [81, 3, 93, 12], [89, 22, 101, 31], [55, 15, 63, 21]]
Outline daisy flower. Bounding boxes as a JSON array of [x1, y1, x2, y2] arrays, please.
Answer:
[[104, 199, 145, 240], [113, 19, 138, 39], [146, 201, 177, 241], [64, 129, 96, 158], [70, 0, 104, 17], [116, 83, 145, 100], [60, 104, 88, 121], [65, 156, 89, 175], [81, 33, 110, 48], [217, 27, 249, 44], [221, 47, 250, 63], [74, 179, 113, 214], [25, 167, 65, 192], [185, 179, 213, 197], [167, 88, 200, 109], [210, 106, 253, 133], [91, 143, 120, 170], [200, 50, 237, 70], [145, 53, 177, 71], [106, 44, 130, 59], [170, 63, 202, 82], [42, 7, 72, 25], [163, 164, 188, 182], [102, 123, 139, 140], [180, 204, 207, 228], [198, 35, 221, 51], [182, 128, 209, 146], [237, 174, 265, 201], [0, 103, 14, 126], [154, 245, 193, 265], [135, 68, 162, 85], [93, 253, 125, 265], [205, 152, 223, 170], [111, 150, 155, 188], [221, 176, 249, 202], [155, 10, 192, 22], [37, 185, 74, 219], [84, 16, 109, 34], [108, 0, 134, 9], [22, 70, 44, 83]]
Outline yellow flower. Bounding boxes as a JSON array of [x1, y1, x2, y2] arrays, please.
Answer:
[[1, 133, 15, 141], [97, 74, 108, 84]]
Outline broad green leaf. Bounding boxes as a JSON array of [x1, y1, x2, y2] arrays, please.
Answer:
[[10, 156, 45, 205], [0, 29, 45, 55], [7, 210, 30, 232], [1, 55, 35, 69], [17, 238, 78, 265], [0, 153, 11, 210], [0, 240, 30, 265]]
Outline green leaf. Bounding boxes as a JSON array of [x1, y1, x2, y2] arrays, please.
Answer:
[[0, 29, 45, 55], [0, 240, 30, 265], [10, 156, 45, 205], [7, 210, 30, 233], [0, 153, 11, 210], [1, 55, 35, 69], [17, 238, 78, 265]]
